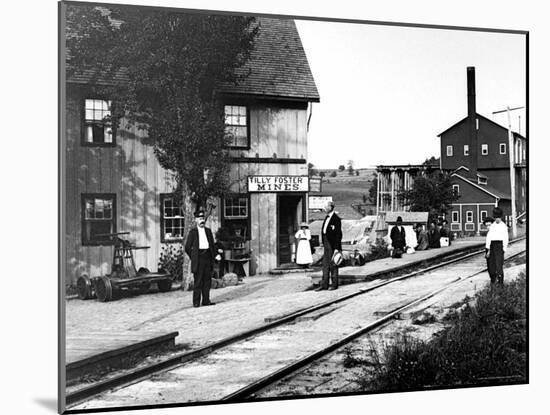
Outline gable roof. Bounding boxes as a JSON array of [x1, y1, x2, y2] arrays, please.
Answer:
[[386, 211, 429, 224], [219, 18, 319, 102], [437, 113, 525, 139], [67, 15, 320, 102], [451, 173, 509, 200]]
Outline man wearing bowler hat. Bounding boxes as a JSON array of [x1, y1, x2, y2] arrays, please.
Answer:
[[316, 201, 342, 291], [185, 209, 221, 307]]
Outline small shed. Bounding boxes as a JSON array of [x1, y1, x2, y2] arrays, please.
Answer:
[[385, 211, 429, 226]]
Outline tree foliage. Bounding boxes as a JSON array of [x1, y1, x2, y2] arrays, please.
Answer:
[[66, 4, 258, 208], [422, 156, 440, 167], [399, 171, 458, 218], [308, 162, 319, 177], [368, 172, 378, 204], [65, 4, 258, 288], [347, 159, 354, 176]]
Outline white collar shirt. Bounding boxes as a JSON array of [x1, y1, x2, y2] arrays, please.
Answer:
[[197, 226, 209, 249], [323, 211, 335, 234], [485, 221, 509, 252]]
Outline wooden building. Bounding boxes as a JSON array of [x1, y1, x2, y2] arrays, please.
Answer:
[[63, 17, 319, 286], [438, 67, 527, 234], [375, 164, 436, 214]]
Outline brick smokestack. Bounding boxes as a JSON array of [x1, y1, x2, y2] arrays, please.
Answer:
[[467, 67, 478, 177]]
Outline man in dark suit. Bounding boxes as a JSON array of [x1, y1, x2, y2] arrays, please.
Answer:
[[390, 216, 407, 257], [185, 210, 221, 307], [316, 201, 342, 291], [428, 220, 440, 248]]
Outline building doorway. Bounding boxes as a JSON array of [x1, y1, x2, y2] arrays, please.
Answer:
[[277, 194, 306, 266]]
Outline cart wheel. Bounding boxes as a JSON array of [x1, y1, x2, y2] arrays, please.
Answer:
[[77, 274, 94, 300], [158, 279, 172, 292], [137, 267, 150, 276], [96, 277, 113, 302]]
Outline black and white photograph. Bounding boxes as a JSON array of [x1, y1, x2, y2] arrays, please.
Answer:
[[56, 0, 532, 412], [7, 0, 550, 414]]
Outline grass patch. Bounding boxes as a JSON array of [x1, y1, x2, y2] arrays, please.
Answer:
[[357, 272, 527, 391]]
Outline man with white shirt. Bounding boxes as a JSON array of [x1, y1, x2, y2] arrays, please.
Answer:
[[316, 201, 342, 291], [185, 210, 221, 307], [485, 207, 509, 285]]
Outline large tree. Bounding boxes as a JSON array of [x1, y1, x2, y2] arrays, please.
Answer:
[[66, 4, 258, 289], [399, 171, 459, 220]]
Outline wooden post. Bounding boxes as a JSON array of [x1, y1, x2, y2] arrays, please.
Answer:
[[390, 169, 395, 212], [376, 171, 380, 215], [506, 107, 518, 238]]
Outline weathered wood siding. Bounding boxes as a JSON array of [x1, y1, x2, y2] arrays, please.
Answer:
[[65, 86, 178, 286], [231, 104, 308, 160], [66, 91, 308, 282], [228, 104, 309, 274]]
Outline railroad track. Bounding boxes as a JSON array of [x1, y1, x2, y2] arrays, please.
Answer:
[[66, 238, 526, 410]]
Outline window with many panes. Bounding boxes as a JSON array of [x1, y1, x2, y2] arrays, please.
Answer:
[[160, 194, 184, 242], [452, 211, 459, 223], [81, 194, 116, 245], [464, 145, 469, 156], [222, 195, 249, 246], [224, 195, 248, 219], [83, 99, 115, 145], [481, 143, 488, 155], [224, 105, 248, 148], [466, 210, 474, 223], [500, 143, 507, 154], [446, 145, 453, 157]]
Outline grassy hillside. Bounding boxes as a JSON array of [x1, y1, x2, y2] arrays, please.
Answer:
[[312, 168, 377, 218]]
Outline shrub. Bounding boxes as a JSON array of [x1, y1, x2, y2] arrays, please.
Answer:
[[357, 272, 527, 391], [158, 244, 184, 281], [366, 238, 390, 262]]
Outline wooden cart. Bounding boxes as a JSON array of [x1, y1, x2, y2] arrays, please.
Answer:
[[76, 232, 173, 302]]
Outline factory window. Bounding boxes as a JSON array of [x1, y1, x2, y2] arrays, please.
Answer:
[[81, 194, 116, 245], [480, 210, 488, 222], [452, 211, 459, 223], [481, 143, 489, 155], [446, 145, 453, 157], [466, 210, 474, 223], [464, 145, 469, 156], [500, 143, 507, 154], [82, 98, 115, 146], [160, 194, 184, 242], [452, 184, 460, 195], [478, 176, 487, 185], [224, 105, 249, 148]]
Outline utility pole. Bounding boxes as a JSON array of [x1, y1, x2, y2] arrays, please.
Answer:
[[492, 105, 524, 238]]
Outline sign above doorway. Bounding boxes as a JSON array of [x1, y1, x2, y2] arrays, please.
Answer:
[[247, 176, 309, 192]]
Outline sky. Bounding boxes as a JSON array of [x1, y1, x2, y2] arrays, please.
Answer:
[[295, 20, 526, 169]]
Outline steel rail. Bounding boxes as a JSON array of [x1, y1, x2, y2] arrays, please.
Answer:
[[221, 249, 526, 402], [66, 238, 525, 407]]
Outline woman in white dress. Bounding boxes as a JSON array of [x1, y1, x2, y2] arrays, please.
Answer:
[[295, 222, 313, 267]]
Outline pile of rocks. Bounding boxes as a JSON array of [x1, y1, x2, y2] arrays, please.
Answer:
[[211, 272, 240, 289]]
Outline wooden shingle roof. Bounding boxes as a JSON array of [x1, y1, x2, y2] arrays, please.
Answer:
[[219, 18, 320, 102], [67, 16, 320, 102]]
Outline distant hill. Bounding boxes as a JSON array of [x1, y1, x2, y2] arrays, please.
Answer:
[[310, 168, 377, 220]]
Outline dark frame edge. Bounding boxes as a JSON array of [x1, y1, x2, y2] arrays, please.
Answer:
[[61, 0, 529, 35], [59, 1, 67, 413]]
